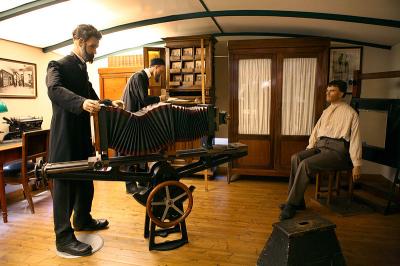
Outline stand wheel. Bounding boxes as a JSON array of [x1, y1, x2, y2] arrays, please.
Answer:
[[146, 181, 193, 228]]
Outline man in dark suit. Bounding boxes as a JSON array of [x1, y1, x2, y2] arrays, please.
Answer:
[[46, 24, 122, 256], [121, 58, 167, 194]]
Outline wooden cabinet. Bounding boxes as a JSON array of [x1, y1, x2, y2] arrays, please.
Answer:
[[98, 66, 142, 100], [98, 47, 166, 100], [229, 38, 330, 177], [163, 35, 215, 104]]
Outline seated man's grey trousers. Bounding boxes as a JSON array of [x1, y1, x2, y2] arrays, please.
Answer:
[[287, 138, 353, 206]]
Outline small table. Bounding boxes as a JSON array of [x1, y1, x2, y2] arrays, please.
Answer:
[[0, 141, 22, 223]]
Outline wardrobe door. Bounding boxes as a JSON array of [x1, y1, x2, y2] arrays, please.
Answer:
[[275, 54, 325, 169], [230, 55, 276, 171]]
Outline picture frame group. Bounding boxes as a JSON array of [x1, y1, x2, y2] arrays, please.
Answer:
[[0, 58, 37, 98]]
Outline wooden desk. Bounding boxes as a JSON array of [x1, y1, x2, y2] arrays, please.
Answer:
[[0, 141, 22, 223]]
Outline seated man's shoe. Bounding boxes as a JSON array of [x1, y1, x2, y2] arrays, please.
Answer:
[[74, 219, 109, 231], [57, 239, 92, 256], [279, 204, 297, 221], [279, 199, 306, 211]]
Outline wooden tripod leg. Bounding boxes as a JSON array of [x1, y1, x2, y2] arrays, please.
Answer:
[[204, 169, 208, 192]]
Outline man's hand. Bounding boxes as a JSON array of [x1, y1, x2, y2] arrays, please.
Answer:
[[83, 99, 101, 114], [112, 100, 125, 109], [352, 166, 361, 182]]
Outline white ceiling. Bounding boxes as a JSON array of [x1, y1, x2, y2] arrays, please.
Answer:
[[0, 0, 399, 58], [205, 0, 400, 20], [216, 16, 400, 46]]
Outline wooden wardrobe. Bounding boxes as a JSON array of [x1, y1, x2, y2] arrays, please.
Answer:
[[228, 38, 330, 177]]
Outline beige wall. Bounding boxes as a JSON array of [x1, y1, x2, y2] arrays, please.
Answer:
[[0, 39, 62, 193], [0, 39, 62, 138]]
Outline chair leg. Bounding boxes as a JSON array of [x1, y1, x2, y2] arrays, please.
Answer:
[[315, 172, 320, 200], [21, 180, 34, 214], [327, 173, 334, 205], [335, 171, 341, 196]]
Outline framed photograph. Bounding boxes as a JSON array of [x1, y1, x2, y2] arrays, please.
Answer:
[[195, 60, 205, 69], [171, 62, 182, 69], [195, 47, 206, 55], [182, 48, 193, 56], [184, 74, 193, 82], [0, 58, 37, 98], [173, 75, 182, 82], [171, 49, 181, 57], [183, 61, 194, 69], [329, 47, 363, 93], [196, 74, 206, 81], [195, 47, 206, 59]]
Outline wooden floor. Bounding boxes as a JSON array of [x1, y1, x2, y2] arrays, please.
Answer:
[[1, 176, 400, 266]]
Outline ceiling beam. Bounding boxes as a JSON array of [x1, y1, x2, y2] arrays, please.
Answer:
[[43, 10, 399, 52], [94, 41, 165, 61], [198, 0, 224, 33], [213, 32, 391, 50], [0, 0, 68, 21]]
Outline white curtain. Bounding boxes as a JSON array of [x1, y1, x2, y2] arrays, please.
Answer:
[[281, 58, 317, 135], [238, 59, 271, 135]]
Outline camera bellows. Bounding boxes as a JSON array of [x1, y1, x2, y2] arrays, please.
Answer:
[[102, 102, 209, 155]]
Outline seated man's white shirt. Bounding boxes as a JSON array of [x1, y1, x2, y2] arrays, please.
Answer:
[[307, 101, 362, 167]]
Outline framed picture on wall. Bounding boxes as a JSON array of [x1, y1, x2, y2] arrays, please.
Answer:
[[329, 47, 363, 94], [0, 58, 37, 98]]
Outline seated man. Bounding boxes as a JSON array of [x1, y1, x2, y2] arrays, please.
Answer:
[[279, 80, 362, 220]]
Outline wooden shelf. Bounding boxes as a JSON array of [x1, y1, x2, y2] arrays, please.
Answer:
[[164, 35, 215, 105], [169, 81, 181, 86], [170, 68, 181, 73], [182, 68, 194, 73], [182, 56, 194, 61], [168, 87, 211, 92], [182, 81, 193, 86]]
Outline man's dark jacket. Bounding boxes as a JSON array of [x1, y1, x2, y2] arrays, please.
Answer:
[[121, 70, 159, 112], [46, 53, 99, 163]]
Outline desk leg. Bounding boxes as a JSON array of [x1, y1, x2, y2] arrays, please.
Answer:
[[0, 164, 8, 223]]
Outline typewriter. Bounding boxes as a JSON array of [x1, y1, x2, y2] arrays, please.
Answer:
[[1, 116, 43, 143]]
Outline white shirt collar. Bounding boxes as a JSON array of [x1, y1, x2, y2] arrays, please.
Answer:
[[72, 51, 86, 64], [144, 68, 151, 78]]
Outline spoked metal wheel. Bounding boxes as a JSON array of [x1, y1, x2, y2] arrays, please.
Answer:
[[146, 180, 193, 228]]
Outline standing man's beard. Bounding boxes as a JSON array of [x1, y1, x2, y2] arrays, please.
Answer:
[[81, 44, 94, 63], [155, 74, 160, 83]]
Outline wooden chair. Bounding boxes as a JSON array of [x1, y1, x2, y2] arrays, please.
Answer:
[[2, 129, 51, 214], [315, 169, 353, 205]]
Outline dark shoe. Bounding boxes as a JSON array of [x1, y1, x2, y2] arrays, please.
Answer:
[[279, 204, 297, 221], [279, 199, 306, 211], [57, 239, 92, 256], [74, 219, 109, 231]]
